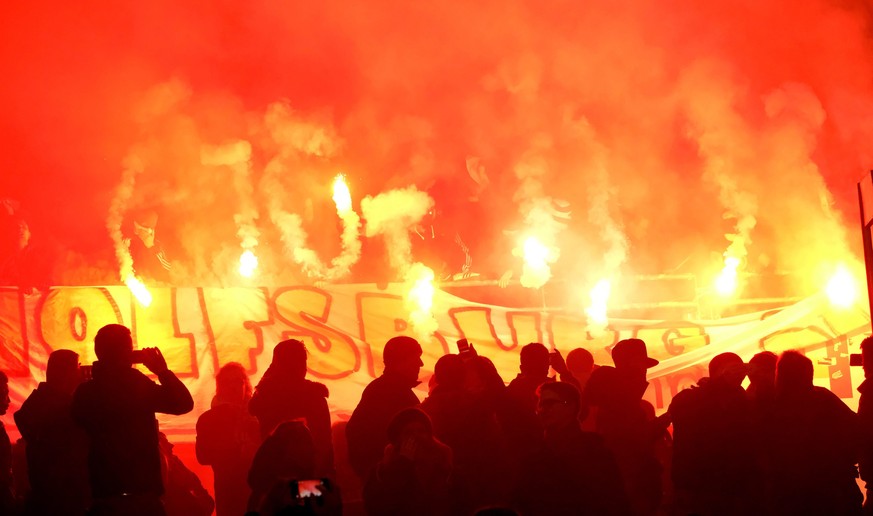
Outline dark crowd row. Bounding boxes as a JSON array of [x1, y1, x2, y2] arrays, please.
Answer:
[[0, 324, 872, 516]]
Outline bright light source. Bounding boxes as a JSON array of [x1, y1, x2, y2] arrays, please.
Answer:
[[125, 276, 152, 307], [585, 278, 611, 329], [715, 256, 741, 297], [239, 250, 259, 278], [826, 265, 858, 309], [332, 174, 352, 214]]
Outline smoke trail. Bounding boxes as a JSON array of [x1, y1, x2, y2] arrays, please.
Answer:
[[512, 140, 563, 289], [200, 141, 260, 249], [106, 153, 143, 281], [360, 186, 434, 275], [681, 62, 758, 296], [324, 175, 362, 279], [261, 101, 343, 279], [361, 186, 437, 338]]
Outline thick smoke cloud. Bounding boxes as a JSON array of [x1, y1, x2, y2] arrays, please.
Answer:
[[1, 0, 872, 296]]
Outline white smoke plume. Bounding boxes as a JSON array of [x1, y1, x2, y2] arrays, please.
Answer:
[[361, 186, 434, 276], [107, 153, 143, 281], [200, 140, 261, 252]]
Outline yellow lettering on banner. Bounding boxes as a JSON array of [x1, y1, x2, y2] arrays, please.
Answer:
[[274, 287, 359, 380], [38, 287, 122, 363], [132, 288, 196, 376], [506, 312, 542, 349], [633, 324, 710, 362], [200, 287, 271, 374], [356, 292, 446, 378], [0, 289, 27, 376]]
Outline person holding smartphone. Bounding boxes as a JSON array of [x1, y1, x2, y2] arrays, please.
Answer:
[[72, 324, 194, 515]]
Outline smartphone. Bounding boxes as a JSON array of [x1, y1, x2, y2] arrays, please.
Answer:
[[131, 349, 147, 364], [457, 339, 471, 354], [850, 353, 864, 367], [292, 479, 327, 499]]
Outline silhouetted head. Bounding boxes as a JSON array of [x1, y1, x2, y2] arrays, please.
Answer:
[[433, 354, 465, 390], [519, 342, 550, 379], [271, 339, 308, 379], [383, 336, 423, 385], [611, 339, 658, 377], [387, 407, 433, 448], [94, 324, 134, 368], [537, 381, 582, 430], [46, 349, 81, 395], [269, 421, 316, 478], [708, 352, 746, 388], [776, 350, 814, 394], [566, 348, 595, 378], [215, 362, 252, 406], [464, 356, 505, 396], [0, 370, 8, 415], [748, 351, 777, 387], [861, 337, 873, 378], [133, 210, 158, 242]]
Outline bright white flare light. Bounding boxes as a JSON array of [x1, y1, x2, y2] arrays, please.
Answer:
[[585, 279, 612, 329], [826, 265, 858, 309], [715, 256, 741, 297], [125, 276, 153, 307], [332, 174, 352, 214], [239, 250, 259, 278]]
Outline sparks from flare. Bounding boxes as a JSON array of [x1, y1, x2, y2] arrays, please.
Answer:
[[826, 264, 858, 308], [125, 276, 152, 307], [239, 250, 259, 278]]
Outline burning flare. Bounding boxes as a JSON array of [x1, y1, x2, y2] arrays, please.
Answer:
[[125, 276, 153, 308], [404, 262, 439, 341], [332, 174, 352, 214], [519, 235, 557, 289], [715, 256, 741, 297], [239, 250, 259, 278], [585, 278, 612, 335], [826, 264, 858, 309]]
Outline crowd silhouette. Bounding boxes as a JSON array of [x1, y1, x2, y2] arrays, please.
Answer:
[[0, 324, 872, 515]]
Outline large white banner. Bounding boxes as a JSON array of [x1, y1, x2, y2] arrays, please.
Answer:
[[0, 286, 869, 439]]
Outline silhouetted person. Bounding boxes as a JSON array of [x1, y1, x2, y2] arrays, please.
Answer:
[[764, 350, 861, 516], [515, 381, 628, 516], [249, 340, 334, 477], [247, 421, 341, 516], [159, 432, 214, 516], [566, 347, 596, 391], [583, 338, 663, 516], [71, 324, 194, 516], [422, 354, 504, 508], [126, 210, 171, 284], [507, 343, 557, 413], [346, 336, 423, 479], [859, 337, 873, 515], [14, 349, 89, 515], [196, 362, 261, 516], [668, 352, 755, 515], [363, 408, 457, 516], [0, 370, 15, 514], [0, 217, 53, 294], [747, 351, 777, 410]]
